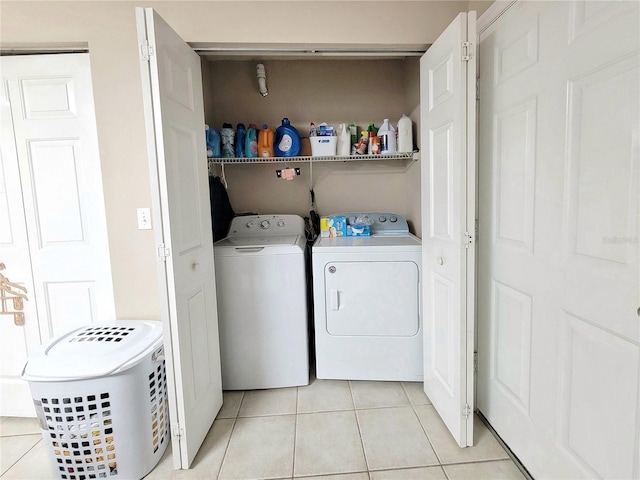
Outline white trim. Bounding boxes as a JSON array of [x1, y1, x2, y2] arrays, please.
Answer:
[[477, 0, 518, 36]]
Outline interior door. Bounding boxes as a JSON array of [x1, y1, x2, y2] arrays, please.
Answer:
[[0, 54, 115, 416], [477, 1, 639, 478], [420, 11, 477, 447], [136, 8, 223, 470]]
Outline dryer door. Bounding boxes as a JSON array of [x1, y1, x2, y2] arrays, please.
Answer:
[[324, 261, 420, 337]]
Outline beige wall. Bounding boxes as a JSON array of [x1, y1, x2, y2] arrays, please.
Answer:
[[203, 58, 420, 227], [0, 0, 492, 320]]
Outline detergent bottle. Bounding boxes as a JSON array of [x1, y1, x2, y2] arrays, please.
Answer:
[[221, 123, 235, 158], [397, 114, 413, 153], [258, 124, 274, 158], [235, 123, 246, 157], [205, 124, 221, 158], [245, 123, 258, 158], [377, 119, 396, 154], [274, 118, 301, 157], [336, 123, 351, 156]]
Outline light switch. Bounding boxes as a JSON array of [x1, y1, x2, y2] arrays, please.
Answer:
[[137, 208, 152, 230]]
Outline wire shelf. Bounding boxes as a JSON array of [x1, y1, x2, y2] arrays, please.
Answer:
[[207, 151, 417, 165]]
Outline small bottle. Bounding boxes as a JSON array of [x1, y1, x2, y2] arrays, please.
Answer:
[[221, 123, 235, 158], [235, 123, 246, 158], [245, 123, 258, 158], [397, 114, 413, 153], [348, 124, 358, 154], [355, 131, 369, 155]]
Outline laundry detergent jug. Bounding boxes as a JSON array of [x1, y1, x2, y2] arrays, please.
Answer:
[[235, 123, 246, 157], [274, 118, 301, 157], [258, 124, 274, 158], [206, 124, 221, 158], [245, 123, 258, 158]]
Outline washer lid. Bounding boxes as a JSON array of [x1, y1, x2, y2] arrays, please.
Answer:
[[215, 234, 301, 248]]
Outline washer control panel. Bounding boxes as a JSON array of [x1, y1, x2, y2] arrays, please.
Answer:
[[332, 212, 409, 235], [228, 214, 305, 237]]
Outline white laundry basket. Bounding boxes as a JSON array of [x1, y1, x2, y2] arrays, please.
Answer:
[[21, 321, 169, 480]]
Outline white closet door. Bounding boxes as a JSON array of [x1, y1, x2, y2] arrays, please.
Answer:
[[0, 54, 115, 416], [420, 11, 477, 448], [136, 7, 222, 469], [477, 1, 639, 478]]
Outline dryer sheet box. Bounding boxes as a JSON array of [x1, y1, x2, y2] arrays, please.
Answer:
[[320, 216, 370, 237]]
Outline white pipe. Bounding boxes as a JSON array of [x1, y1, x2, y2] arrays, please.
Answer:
[[256, 63, 268, 97]]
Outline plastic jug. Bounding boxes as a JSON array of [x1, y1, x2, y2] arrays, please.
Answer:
[[397, 114, 413, 153], [205, 125, 221, 158], [221, 123, 235, 158], [245, 124, 258, 158], [258, 124, 274, 158], [377, 118, 396, 154], [274, 118, 301, 157], [336, 123, 351, 156], [235, 123, 246, 157]]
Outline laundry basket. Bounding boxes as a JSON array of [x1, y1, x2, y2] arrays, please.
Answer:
[[21, 320, 169, 480]]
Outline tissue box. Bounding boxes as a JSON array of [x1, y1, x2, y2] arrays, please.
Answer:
[[310, 136, 337, 156], [320, 215, 347, 237]]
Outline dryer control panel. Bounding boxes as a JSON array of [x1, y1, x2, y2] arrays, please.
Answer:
[[332, 212, 409, 235], [227, 214, 306, 237]]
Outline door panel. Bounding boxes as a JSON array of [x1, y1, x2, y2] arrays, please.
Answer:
[[136, 7, 222, 469], [420, 11, 476, 448], [0, 54, 115, 416], [478, 1, 639, 478]]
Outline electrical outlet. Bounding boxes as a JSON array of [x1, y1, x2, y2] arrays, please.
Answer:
[[137, 208, 152, 230]]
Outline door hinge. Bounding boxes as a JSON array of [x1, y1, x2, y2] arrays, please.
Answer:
[[157, 244, 170, 261], [171, 423, 184, 439], [463, 231, 473, 249], [462, 41, 474, 61], [473, 352, 478, 373], [463, 403, 472, 419], [140, 41, 154, 61]]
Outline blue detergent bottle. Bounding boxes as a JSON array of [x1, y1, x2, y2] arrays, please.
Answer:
[[206, 124, 221, 158], [245, 123, 258, 158], [274, 118, 301, 157], [235, 123, 246, 157]]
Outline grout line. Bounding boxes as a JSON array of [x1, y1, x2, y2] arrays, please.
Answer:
[[292, 386, 299, 478], [348, 380, 370, 472], [0, 436, 43, 478], [410, 402, 444, 466], [215, 391, 244, 480]]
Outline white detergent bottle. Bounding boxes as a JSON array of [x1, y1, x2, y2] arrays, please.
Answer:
[[377, 119, 396, 154], [336, 123, 351, 156], [397, 114, 413, 153]]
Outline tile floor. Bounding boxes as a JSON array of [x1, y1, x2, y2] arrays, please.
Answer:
[[1, 378, 527, 480]]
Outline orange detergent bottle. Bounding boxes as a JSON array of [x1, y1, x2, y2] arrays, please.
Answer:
[[258, 124, 274, 158]]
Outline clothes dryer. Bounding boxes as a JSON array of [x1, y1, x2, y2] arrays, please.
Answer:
[[214, 214, 309, 390], [312, 213, 422, 381]]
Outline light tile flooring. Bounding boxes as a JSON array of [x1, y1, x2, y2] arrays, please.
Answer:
[[1, 378, 527, 479]]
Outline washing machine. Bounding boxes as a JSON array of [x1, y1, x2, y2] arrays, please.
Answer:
[[213, 214, 309, 390], [312, 212, 422, 381]]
